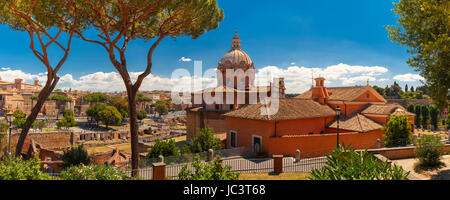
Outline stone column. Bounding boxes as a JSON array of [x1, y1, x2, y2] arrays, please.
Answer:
[[273, 155, 283, 174], [295, 150, 301, 163], [376, 139, 381, 148], [152, 162, 166, 180], [207, 149, 214, 161]]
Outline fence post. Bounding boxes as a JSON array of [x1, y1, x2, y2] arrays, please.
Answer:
[[207, 149, 214, 161], [152, 162, 166, 180], [273, 155, 283, 174], [376, 139, 381, 148], [295, 150, 301, 163], [159, 155, 164, 163], [412, 135, 418, 145]]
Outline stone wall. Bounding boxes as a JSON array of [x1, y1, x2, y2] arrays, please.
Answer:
[[11, 132, 73, 155], [186, 110, 227, 140], [367, 143, 450, 160]]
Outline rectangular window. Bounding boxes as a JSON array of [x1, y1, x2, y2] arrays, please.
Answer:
[[230, 131, 237, 148]]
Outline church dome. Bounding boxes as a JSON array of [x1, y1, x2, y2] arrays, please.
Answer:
[[218, 31, 253, 66], [219, 49, 253, 65]]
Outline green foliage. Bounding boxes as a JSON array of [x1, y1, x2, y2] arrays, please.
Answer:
[[98, 106, 122, 127], [0, 123, 9, 133], [84, 93, 109, 103], [309, 146, 409, 180], [400, 90, 428, 100], [429, 106, 439, 130], [414, 104, 422, 127], [414, 135, 444, 171], [0, 155, 51, 180], [152, 101, 168, 115], [109, 96, 129, 118], [12, 110, 26, 128], [62, 145, 91, 169], [178, 155, 239, 180], [56, 110, 77, 129], [421, 104, 430, 128], [386, 0, 449, 110], [406, 103, 415, 114], [137, 109, 147, 121], [190, 127, 221, 153], [382, 114, 412, 147], [146, 139, 180, 159], [30, 94, 39, 100], [136, 93, 151, 102], [33, 120, 46, 130], [447, 115, 450, 129], [60, 164, 128, 180], [86, 102, 107, 125], [48, 94, 71, 102]]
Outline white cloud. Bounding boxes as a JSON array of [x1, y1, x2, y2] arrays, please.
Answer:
[[0, 63, 423, 94], [254, 63, 389, 93], [178, 57, 192, 62], [393, 73, 424, 82], [290, 62, 296, 65]]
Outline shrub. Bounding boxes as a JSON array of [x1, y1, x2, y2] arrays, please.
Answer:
[[414, 104, 421, 127], [62, 145, 91, 169], [178, 155, 239, 180], [137, 109, 147, 121], [190, 127, 221, 153], [60, 164, 128, 180], [414, 135, 444, 171], [309, 145, 409, 180], [430, 106, 439, 130], [0, 156, 51, 180], [421, 104, 430, 129], [98, 106, 123, 127], [146, 139, 180, 159], [382, 114, 412, 147], [12, 110, 27, 128]]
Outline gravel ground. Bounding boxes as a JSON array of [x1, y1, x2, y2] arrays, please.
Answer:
[[392, 155, 450, 180]]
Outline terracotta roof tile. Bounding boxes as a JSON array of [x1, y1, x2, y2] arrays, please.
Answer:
[[361, 103, 411, 116], [224, 98, 336, 121], [296, 86, 369, 101], [327, 114, 383, 132]]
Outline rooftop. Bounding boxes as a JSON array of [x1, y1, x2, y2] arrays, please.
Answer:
[[224, 98, 336, 121], [327, 114, 383, 132]]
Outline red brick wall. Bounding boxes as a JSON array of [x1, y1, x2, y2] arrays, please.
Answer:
[[11, 132, 72, 154], [187, 110, 227, 140]]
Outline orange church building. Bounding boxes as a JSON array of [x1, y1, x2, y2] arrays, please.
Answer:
[[225, 77, 415, 157]]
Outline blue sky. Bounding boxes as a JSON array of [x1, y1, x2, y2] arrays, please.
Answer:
[[0, 0, 424, 93]]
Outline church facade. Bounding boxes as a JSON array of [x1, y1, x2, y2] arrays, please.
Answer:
[[186, 32, 285, 141]]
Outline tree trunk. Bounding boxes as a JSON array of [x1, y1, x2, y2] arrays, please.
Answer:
[[127, 88, 139, 177], [15, 77, 58, 157]]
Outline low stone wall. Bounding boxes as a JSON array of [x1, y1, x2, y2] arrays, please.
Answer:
[[367, 143, 450, 160]]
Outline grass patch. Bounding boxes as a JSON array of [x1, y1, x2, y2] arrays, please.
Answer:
[[238, 173, 310, 180]]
